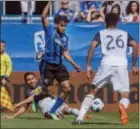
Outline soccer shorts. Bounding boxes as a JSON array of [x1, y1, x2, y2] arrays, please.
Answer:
[[39, 60, 69, 86], [38, 97, 67, 116], [38, 97, 56, 115], [92, 65, 130, 92]]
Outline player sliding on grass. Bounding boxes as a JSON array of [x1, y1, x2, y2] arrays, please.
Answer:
[[3, 72, 90, 120], [73, 12, 138, 125], [40, 1, 81, 120]]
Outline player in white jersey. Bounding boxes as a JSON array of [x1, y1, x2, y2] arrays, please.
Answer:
[[73, 13, 138, 125]]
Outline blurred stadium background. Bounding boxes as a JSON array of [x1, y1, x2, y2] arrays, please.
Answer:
[[0, 0, 139, 128]]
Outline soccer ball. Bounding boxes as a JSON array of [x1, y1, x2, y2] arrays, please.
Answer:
[[92, 98, 104, 112]]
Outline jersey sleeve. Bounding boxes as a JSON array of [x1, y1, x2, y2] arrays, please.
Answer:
[[93, 32, 101, 43], [5, 54, 12, 77], [44, 24, 54, 37], [26, 89, 31, 97], [63, 37, 69, 50]]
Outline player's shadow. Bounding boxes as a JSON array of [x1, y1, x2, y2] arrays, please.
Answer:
[[18, 117, 44, 120], [79, 122, 120, 125]]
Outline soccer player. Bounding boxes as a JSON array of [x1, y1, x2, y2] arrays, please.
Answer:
[[0, 40, 12, 87], [73, 13, 138, 125], [40, 1, 81, 120], [2, 72, 81, 119]]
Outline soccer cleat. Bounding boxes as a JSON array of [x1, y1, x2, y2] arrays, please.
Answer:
[[48, 112, 60, 120], [118, 104, 128, 125], [72, 119, 83, 124]]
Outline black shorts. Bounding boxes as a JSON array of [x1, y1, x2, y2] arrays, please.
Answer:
[[39, 60, 69, 86]]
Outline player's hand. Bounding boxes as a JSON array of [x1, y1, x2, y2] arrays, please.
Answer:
[[1, 78, 7, 85], [3, 115, 13, 119], [87, 66, 93, 80], [74, 64, 82, 72], [14, 104, 19, 109], [132, 66, 139, 75]]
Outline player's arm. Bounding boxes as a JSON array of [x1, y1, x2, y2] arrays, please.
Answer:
[[3, 104, 28, 119], [87, 41, 98, 66], [86, 9, 92, 22], [15, 95, 34, 108], [87, 32, 100, 80], [63, 50, 82, 72], [128, 34, 138, 74], [42, 1, 52, 28], [99, 6, 105, 19]]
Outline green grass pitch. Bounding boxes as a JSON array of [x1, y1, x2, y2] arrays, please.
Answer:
[[1, 112, 139, 128]]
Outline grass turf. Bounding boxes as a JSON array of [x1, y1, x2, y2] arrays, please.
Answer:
[[1, 112, 139, 128]]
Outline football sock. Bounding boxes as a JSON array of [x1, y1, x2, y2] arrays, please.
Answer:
[[76, 95, 94, 121], [67, 108, 80, 116], [119, 98, 130, 109], [50, 97, 64, 113]]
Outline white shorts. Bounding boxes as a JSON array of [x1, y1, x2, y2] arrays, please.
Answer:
[[38, 97, 68, 116], [38, 97, 56, 114], [92, 65, 130, 92]]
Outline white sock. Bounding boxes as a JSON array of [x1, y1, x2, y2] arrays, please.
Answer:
[[67, 108, 80, 116], [77, 95, 94, 121], [119, 98, 130, 109]]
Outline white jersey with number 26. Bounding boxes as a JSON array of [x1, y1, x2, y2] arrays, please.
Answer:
[[94, 29, 133, 67]]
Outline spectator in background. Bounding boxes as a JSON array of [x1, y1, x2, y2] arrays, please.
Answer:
[[75, 0, 101, 22], [86, 8, 104, 23], [124, 1, 139, 22], [120, 0, 130, 16], [0, 40, 12, 87], [20, 1, 36, 23], [76, 1, 101, 22], [81, 1, 101, 12], [100, 1, 120, 19], [56, 0, 74, 22]]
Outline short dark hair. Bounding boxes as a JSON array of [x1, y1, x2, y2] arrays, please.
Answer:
[[24, 72, 36, 83], [54, 15, 69, 24], [0, 40, 6, 44], [105, 13, 119, 28]]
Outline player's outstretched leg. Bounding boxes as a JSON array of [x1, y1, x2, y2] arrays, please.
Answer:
[[72, 86, 99, 124], [72, 94, 94, 124]]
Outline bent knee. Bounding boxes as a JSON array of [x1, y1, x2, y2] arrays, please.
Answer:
[[62, 84, 71, 92]]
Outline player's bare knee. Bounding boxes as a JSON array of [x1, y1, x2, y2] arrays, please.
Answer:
[[62, 84, 71, 93], [90, 84, 99, 95], [47, 86, 53, 95]]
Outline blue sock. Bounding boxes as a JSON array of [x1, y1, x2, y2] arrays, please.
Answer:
[[50, 97, 64, 113]]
